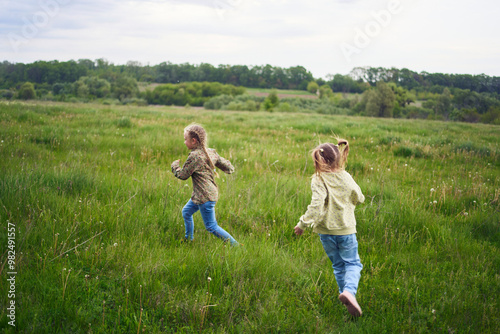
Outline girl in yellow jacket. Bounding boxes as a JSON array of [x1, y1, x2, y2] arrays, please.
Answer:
[[294, 139, 365, 317]]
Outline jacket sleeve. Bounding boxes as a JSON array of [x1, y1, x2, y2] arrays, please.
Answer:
[[171, 153, 197, 180], [351, 185, 365, 205], [297, 176, 327, 230], [215, 152, 235, 174], [349, 175, 365, 204]]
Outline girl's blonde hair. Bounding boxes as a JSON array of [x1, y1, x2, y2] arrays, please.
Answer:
[[184, 123, 219, 178], [312, 137, 349, 175]]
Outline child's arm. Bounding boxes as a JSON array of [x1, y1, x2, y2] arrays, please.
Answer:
[[171, 154, 197, 180], [215, 152, 235, 174], [350, 177, 365, 204], [295, 176, 327, 233]]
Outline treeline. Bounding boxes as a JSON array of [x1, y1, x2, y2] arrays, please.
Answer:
[[2, 60, 500, 94], [0, 59, 314, 91], [348, 66, 500, 94], [1, 59, 499, 124]]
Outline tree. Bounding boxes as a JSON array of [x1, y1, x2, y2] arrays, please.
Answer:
[[387, 82, 414, 107], [112, 76, 138, 100], [365, 81, 395, 117], [435, 87, 452, 118], [17, 82, 36, 100], [263, 90, 279, 111], [307, 81, 319, 94], [319, 85, 334, 99]]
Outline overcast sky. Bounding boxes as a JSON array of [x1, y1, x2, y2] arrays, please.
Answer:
[[1, 0, 499, 79]]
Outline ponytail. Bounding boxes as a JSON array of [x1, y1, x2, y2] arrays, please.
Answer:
[[337, 139, 349, 169], [185, 123, 219, 178], [202, 145, 220, 178]]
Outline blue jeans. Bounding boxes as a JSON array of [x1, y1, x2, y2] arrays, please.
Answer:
[[319, 233, 363, 296], [182, 199, 238, 245]]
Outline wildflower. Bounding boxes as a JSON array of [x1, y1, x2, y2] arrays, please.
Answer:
[[404, 164, 407, 167], [430, 188, 435, 192], [464, 212, 468, 216], [432, 309, 436, 314], [433, 200, 437, 204], [114, 243, 118, 247], [370, 167, 373, 171], [207, 277, 212, 282], [387, 169, 391, 171]]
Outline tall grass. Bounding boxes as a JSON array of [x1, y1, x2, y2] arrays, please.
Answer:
[[0, 101, 499, 333]]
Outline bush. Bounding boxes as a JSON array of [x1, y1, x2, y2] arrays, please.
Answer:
[[17, 82, 36, 100], [0, 89, 14, 99], [147, 82, 244, 106]]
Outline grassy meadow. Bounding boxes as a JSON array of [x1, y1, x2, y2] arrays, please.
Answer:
[[0, 101, 499, 333]]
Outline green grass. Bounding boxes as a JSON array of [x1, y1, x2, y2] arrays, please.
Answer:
[[0, 101, 499, 333]]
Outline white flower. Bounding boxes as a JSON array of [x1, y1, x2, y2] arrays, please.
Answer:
[[114, 243, 118, 247], [433, 200, 437, 204], [464, 212, 468, 216], [207, 277, 212, 282], [430, 188, 435, 192], [432, 309, 436, 314]]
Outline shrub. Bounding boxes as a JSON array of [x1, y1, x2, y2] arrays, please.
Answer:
[[17, 82, 36, 100]]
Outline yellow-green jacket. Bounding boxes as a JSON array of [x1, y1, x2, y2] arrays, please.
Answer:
[[297, 171, 364, 235]]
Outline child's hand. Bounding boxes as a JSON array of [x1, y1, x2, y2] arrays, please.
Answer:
[[294, 225, 304, 236]]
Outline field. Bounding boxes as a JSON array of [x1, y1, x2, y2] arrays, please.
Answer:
[[0, 101, 499, 333]]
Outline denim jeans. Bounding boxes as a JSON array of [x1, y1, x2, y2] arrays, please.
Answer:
[[319, 233, 363, 296], [182, 199, 238, 245]]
